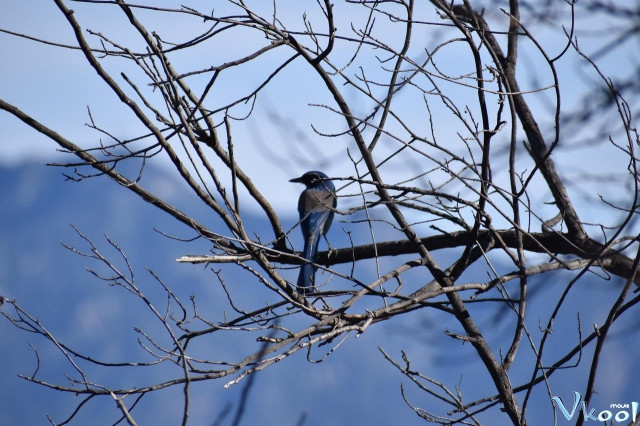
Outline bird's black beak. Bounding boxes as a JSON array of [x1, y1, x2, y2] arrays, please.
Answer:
[[289, 175, 304, 183]]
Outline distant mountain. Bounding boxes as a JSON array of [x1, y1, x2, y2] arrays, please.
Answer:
[[1, 163, 638, 425], [0, 163, 419, 425]]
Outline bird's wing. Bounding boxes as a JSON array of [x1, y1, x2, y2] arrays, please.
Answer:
[[299, 188, 333, 236]]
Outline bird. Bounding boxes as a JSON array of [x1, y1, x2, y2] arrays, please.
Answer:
[[290, 171, 337, 295]]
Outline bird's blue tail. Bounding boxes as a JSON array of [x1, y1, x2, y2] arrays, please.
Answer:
[[297, 233, 322, 294]]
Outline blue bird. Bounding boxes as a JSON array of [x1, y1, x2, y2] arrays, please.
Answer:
[[290, 171, 337, 295]]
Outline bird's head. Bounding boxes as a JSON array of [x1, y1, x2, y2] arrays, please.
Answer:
[[289, 171, 330, 187]]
